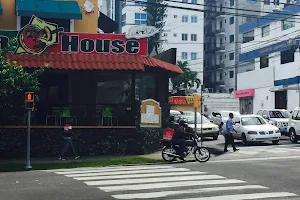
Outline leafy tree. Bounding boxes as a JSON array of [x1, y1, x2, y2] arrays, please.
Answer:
[[0, 37, 43, 124], [171, 61, 201, 89], [144, 0, 167, 55]]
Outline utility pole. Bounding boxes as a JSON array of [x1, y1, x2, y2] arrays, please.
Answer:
[[25, 92, 34, 169]]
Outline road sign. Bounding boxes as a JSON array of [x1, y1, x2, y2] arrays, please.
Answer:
[[193, 94, 202, 108], [25, 92, 34, 110]]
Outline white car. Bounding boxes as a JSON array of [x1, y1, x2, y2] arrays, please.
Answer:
[[184, 115, 220, 140], [232, 115, 281, 145]]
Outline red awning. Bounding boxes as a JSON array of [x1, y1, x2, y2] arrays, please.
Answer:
[[6, 53, 183, 74]]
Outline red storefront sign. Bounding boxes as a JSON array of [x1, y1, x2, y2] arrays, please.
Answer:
[[13, 16, 148, 56], [234, 88, 255, 98], [169, 96, 194, 105]]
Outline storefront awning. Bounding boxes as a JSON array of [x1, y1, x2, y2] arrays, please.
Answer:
[[0, 2, 3, 15], [270, 84, 300, 92], [16, 0, 82, 20], [6, 53, 184, 75]]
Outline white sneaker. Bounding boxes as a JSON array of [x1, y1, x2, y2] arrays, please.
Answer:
[[74, 156, 80, 160], [59, 157, 66, 161]]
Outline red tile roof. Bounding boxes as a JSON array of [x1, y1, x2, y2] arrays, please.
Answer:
[[6, 53, 183, 75]]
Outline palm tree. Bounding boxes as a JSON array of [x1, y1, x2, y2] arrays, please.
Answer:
[[171, 61, 201, 90]]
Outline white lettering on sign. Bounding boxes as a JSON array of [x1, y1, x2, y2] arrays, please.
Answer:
[[141, 104, 159, 124]]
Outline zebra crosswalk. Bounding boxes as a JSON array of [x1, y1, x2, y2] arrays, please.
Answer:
[[227, 145, 300, 156], [47, 165, 298, 200]]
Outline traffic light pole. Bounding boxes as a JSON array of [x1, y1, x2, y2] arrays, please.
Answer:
[[25, 109, 32, 169]]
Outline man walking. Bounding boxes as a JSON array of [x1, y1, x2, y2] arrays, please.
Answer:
[[224, 113, 239, 152], [59, 120, 80, 160]]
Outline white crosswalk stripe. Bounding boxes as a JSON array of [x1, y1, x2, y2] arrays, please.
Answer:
[[49, 165, 298, 200], [228, 146, 300, 156]]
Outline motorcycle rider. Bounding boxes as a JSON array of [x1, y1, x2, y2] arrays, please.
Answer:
[[172, 119, 194, 160]]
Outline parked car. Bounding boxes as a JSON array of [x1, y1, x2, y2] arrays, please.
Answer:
[[287, 107, 300, 143], [183, 115, 219, 140], [257, 109, 290, 136], [232, 114, 281, 145]]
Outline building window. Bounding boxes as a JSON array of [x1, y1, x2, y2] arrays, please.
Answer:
[[274, 0, 279, 5], [135, 13, 147, 25], [174, 15, 178, 18], [182, 33, 188, 41], [220, 72, 223, 80], [230, 17, 234, 24], [191, 34, 197, 41], [21, 17, 70, 32], [281, 49, 295, 64], [282, 18, 295, 30], [192, 0, 197, 3], [230, 34, 234, 43], [182, 15, 188, 22], [262, 25, 270, 37], [135, 0, 147, 6], [122, 1, 126, 8], [182, 52, 188, 59], [122, 14, 126, 27], [247, 0, 257, 3], [260, 55, 269, 69], [191, 16, 198, 23], [230, 0, 234, 6], [229, 70, 234, 78], [264, 0, 270, 4], [182, 0, 188, 2], [191, 52, 197, 60], [243, 31, 254, 43], [229, 53, 234, 60]]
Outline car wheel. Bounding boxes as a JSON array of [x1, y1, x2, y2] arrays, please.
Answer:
[[272, 140, 279, 145], [289, 129, 299, 144], [213, 134, 218, 140], [242, 133, 249, 145]]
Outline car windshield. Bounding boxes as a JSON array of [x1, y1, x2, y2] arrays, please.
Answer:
[[221, 111, 240, 118], [241, 117, 266, 126], [185, 116, 211, 124], [269, 111, 290, 118]]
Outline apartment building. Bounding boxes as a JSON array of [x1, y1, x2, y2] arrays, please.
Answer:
[[203, 0, 286, 93], [236, 2, 300, 114], [121, 0, 204, 90]]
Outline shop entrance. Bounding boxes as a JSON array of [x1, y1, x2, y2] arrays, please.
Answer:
[[275, 90, 287, 109], [240, 98, 253, 114]]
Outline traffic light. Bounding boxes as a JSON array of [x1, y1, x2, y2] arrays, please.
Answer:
[[194, 94, 202, 108], [25, 92, 34, 110]]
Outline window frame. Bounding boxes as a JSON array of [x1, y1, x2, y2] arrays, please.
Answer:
[[260, 55, 269, 69], [182, 33, 188, 41], [230, 34, 234, 43], [229, 70, 234, 78], [134, 13, 147, 25]]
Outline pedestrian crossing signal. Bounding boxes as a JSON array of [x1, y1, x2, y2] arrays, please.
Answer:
[[25, 92, 34, 110]]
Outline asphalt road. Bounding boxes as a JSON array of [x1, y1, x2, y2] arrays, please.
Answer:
[[2, 136, 300, 200]]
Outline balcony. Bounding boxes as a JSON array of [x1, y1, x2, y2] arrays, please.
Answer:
[[215, 45, 225, 54], [215, 28, 225, 36], [243, 36, 254, 43]]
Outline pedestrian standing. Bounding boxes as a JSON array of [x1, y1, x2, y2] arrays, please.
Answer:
[[59, 119, 80, 160], [224, 113, 239, 153]]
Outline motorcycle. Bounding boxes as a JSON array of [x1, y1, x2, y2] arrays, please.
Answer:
[[161, 134, 211, 162]]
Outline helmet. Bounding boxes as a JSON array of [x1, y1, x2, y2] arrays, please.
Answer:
[[179, 119, 187, 127]]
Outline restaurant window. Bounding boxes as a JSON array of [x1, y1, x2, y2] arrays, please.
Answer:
[[96, 75, 131, 104], [243, 31, 254, 43], [261, 25, 269, 37], [135, 76, 157, 101], [281, 49, 295, 64], [21, 17, 71, 32], [260, 55, 269, 69], [282, 18, 295, 30]]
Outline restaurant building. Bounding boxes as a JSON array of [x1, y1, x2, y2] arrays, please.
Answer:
[[0, 0, 182, 158]]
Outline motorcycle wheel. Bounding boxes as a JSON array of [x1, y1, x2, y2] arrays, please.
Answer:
[[162, 146, 176, 162], [194, 147, 210, 162]]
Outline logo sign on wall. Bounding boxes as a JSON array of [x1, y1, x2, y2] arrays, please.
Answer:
[[15, 16, 64, 55], [0, 16, 148, 56], [125, 25, 159, 39]]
